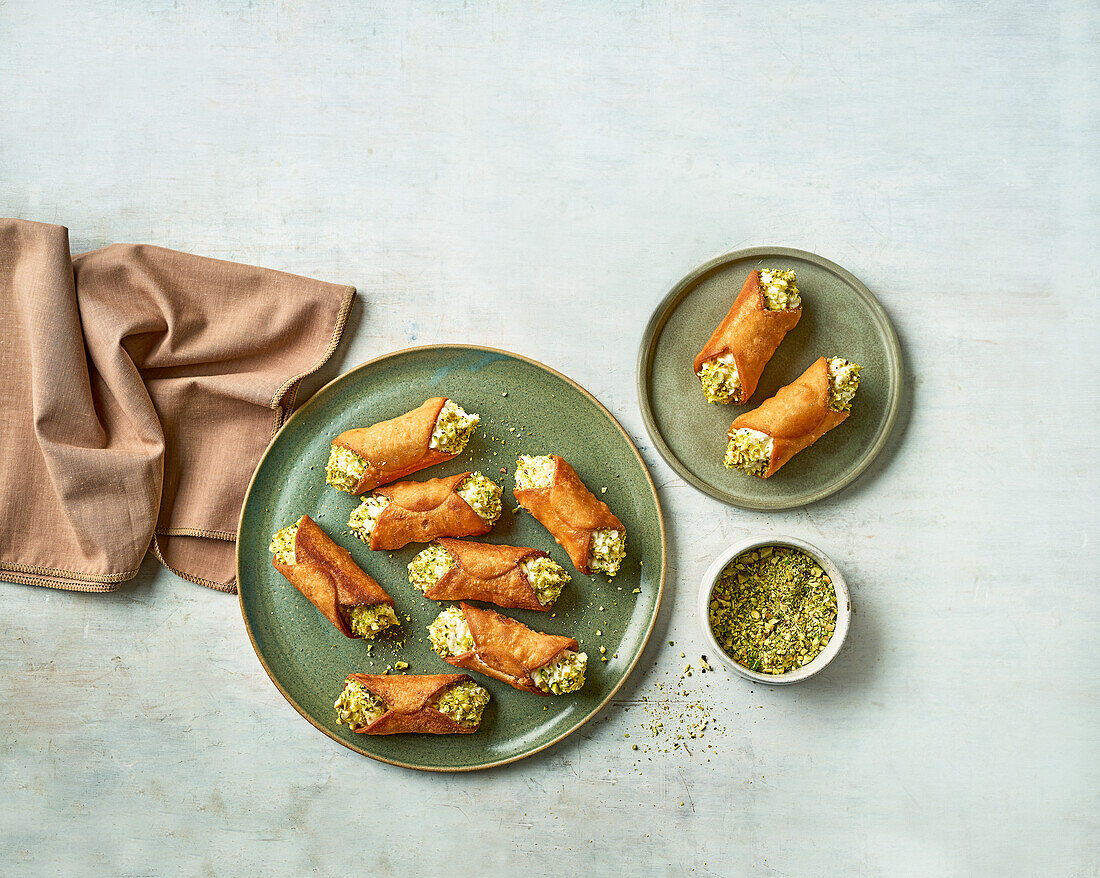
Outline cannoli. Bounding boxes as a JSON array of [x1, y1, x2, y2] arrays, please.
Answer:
[[326, 397, 479, 494], [333, 673, 490, 734], [348, 471, 502, 551], [269, 514, 398, 638], [428, 603, 587, 695], [725, 356, 863, 478], [408, 538, 571, 610], [694, 269, 802, 404], [513, 455, 626, 577]]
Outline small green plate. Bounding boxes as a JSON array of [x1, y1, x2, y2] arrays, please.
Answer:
[[237, 345, 665, 771], [637, 247, 901, 509]]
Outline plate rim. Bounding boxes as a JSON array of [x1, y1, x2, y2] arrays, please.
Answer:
[[236, 343, 667, 772], [636, 246, 903, 510]]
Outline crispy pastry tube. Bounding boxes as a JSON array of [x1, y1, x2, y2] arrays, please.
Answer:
[[326, 397, 478, 494], [270, 515, 397, 638], [693, 269, 802, 404], [335, 673, 489, 735], [410, 538, 567, 611], [726, 356, 859, 478], [513, 455, 625, 576], [430, 603, 584, 696], [349, 472, 500, 551]]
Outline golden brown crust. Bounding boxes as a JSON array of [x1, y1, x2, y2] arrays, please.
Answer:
[[693, 270, 802, 404], [332, 397, 454, 493], [346, 673, 480, 735], [425, 539, 548, 610], [369, 472, 493, 550], [443, 603, 577, 695], [272, 515, 393, 637], [729, 356, 849, 477], [513, 455, 623, 574]]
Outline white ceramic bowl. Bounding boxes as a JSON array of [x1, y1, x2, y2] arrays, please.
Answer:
[[698, 535, 852, 685]]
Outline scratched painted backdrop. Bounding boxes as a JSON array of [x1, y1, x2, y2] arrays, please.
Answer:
[[1, 2, 1097, 876]]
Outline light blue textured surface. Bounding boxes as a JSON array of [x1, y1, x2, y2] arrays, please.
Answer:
[[1, 2, 1097, 875]]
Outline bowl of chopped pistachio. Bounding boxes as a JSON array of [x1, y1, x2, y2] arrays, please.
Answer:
[[698, 536, 851, 684]]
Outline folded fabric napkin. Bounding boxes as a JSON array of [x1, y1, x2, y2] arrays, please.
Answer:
[[0, 218, 356, 593]]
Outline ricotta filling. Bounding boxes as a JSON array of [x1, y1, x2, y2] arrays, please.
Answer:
[[588, 528, 626, 577], [348, 495, 391, 543], [408, 543, 457, 592], [697, 354, 741, 404], [428, 606, 475, 658], [456, 472, 502, 524], [827, 358, 863, 411], [334, 679, 388, 729], [531, 650, 588, 695], [430, 400, 480, 454], [325, 445, 367, 493], [758, 268, 801, 310], [344, 604, 399, 638], [269, 522, 299, 565], [522, 556, 571, 606], [430, 680, 490, 728], [724, 427, 774, 476], [515, 454, 556, 489]]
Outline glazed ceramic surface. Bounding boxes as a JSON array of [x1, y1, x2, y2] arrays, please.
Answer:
[[238, 345, 665, 770], [638, 247, 901, 509]]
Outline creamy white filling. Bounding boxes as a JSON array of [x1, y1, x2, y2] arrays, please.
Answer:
[[697, 354, 741, 404], [325, 445, 368, 493], [515, 455, 556, 489], [408, 543, 457, 592], [428, 606, 474, 657], [531, 650, 588, 695], [430, 400, 480, 454], [345, 604, 399, 638], [269, 522, 299, 565], [431, 680, 490, 728], [334, 679, 388, 729], [724, 427, 774, 475], [456, 472, 502, 523], [588, 528, 626, 577], [827, 357, 862, 411], [522, 556, 571, 606], [348, 495, 391, 542], [758, 269, 801, 310]]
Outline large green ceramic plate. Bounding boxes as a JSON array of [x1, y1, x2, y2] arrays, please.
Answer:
[[238, 345, 665, 771], [638, 247, 901, 509]]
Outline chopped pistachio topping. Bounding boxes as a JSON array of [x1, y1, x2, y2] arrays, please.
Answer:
[[827, 358, 863, 411], [531, 650, 588, 695], [522, 555, 571, 606], [515, 454, 556, 489], [334, 679, 388, 729], [758, 269, 801, 310], [430, 400, 480, 454], [456, 472, 502, 523], [428, 606, 474, 657], [588, 528, 626, 577], [345, 603, 399, 638], [430, 679, 490, 728], [407, 543, 457, 592], [325, 445, 367, 493], [269, 522, 299, 565], [348, 495, 391, 542], [724, 427, 773, 476], [708, 545, 837, 674], [697, 355, 741, 404]]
